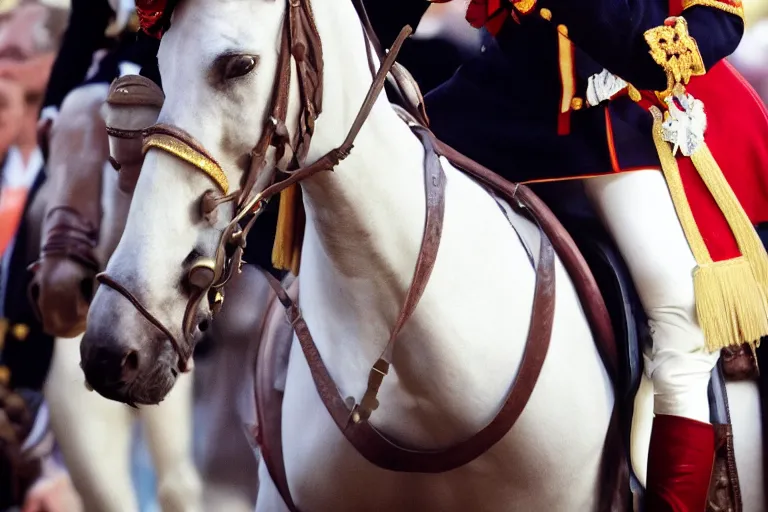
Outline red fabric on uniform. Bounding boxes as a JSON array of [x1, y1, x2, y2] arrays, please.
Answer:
[[465, 0, 513, 35], [135, 0, 168, 38], [646, 415, 716, 512], [676, 60, 768, 261]]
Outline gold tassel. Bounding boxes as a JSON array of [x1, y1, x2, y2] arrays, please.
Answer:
[[690, 144, 768, 294], [694, 258, 768, 350], [272, 184, 304, 275], [650, 107, 768, 351], [650, 108, 711, 264]]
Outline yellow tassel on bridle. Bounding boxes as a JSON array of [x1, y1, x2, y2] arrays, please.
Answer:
[[271, 184, 304, 275]]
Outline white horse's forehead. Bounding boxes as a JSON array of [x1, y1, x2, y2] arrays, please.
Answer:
[[163, 0, 280, 58]]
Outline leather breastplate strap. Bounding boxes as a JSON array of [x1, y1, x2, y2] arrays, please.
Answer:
[[351, 126, 446, 423], [259, 126, 557, 510]]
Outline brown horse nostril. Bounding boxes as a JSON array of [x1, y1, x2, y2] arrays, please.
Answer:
[[29, 281, 40, 302], [79, 277, 95, 303], [27, 281, 43, 322], [121, 350, 140, 382]]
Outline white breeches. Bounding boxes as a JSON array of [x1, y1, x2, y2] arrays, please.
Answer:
[[584, 169, 719, 423]]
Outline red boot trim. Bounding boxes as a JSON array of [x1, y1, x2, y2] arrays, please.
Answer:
[[646, 414, 716, 512]]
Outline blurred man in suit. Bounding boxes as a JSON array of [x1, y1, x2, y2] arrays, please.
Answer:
[[0, 2, 82, 510]]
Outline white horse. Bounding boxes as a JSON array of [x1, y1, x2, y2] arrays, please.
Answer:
[[79, 0, 618, 510]]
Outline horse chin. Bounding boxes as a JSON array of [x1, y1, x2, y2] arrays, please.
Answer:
[[81, 338, 180, 406], [89, 369, 177, 406], [115, 361, 178, 406], [80, 288, 191, 405]]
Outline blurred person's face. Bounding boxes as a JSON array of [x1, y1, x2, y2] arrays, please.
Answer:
[[0, 4, 56, 104], [0, 78, 24, 150]]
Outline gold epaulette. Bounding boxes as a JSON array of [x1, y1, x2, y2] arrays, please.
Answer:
[[682, 0, 745, 21], [644, 17, 705, 98]]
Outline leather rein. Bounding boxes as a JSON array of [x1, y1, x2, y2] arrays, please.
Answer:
[[94, 0, 413, 374]]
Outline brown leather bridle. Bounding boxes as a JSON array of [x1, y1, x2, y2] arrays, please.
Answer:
[[34, 206, 101, 274], [95, 0, 413, 373]]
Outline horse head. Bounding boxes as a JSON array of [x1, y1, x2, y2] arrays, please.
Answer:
[[80, 0, 310, 405]]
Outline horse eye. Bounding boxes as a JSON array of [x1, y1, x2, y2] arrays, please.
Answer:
[[222, 55, 258, 79]]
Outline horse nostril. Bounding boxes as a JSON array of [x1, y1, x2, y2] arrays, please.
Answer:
[[120, 350, 140, 382], [79, 277, 95, 303], [29, 282, 40, 302]]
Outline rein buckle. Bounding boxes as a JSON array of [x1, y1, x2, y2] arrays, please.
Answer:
[[350, 359, 389, 424]]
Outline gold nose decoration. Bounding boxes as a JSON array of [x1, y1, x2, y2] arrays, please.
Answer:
[[143, 133, 229, 194]]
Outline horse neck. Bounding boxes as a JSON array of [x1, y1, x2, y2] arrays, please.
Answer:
[[300, 2, 438, 364], [297, 4, 430, 330], [45, 110, 107, 232]]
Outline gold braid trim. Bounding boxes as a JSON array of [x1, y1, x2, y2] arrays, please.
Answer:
[[651, 107, 768, 351], [650, 108, 711, 264], [690, 144, 768, 298], [682, 0, 745, 20], [142, 134, 229, 194], [557, 25, 575, 115]]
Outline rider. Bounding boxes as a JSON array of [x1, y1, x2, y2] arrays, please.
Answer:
[[37, 0, 159, 154], [395, 0, 766, 510]]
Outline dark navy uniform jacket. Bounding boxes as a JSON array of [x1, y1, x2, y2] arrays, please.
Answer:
[[415, 1, 743, 183]]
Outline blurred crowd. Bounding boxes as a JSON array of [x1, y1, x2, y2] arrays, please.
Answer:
[[0, 0, 765, 510]]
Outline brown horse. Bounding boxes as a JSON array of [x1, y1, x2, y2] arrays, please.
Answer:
[[28, 79, 155, 337]]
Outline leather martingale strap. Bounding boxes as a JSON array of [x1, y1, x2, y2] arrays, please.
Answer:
[[352, 126, 446, 422]]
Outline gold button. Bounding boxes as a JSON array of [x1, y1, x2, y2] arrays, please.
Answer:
[[557, 24, 568, 37], [11, 324, 29, 341], [0, 366, 10, 385], [539, 8, 552, 21], [571, 97, 584, 110], [512, 0, 537, 15], [627, 85, 642, 102]]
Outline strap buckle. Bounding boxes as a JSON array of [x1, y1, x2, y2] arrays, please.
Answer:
[[349, 359, 390, 424]]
